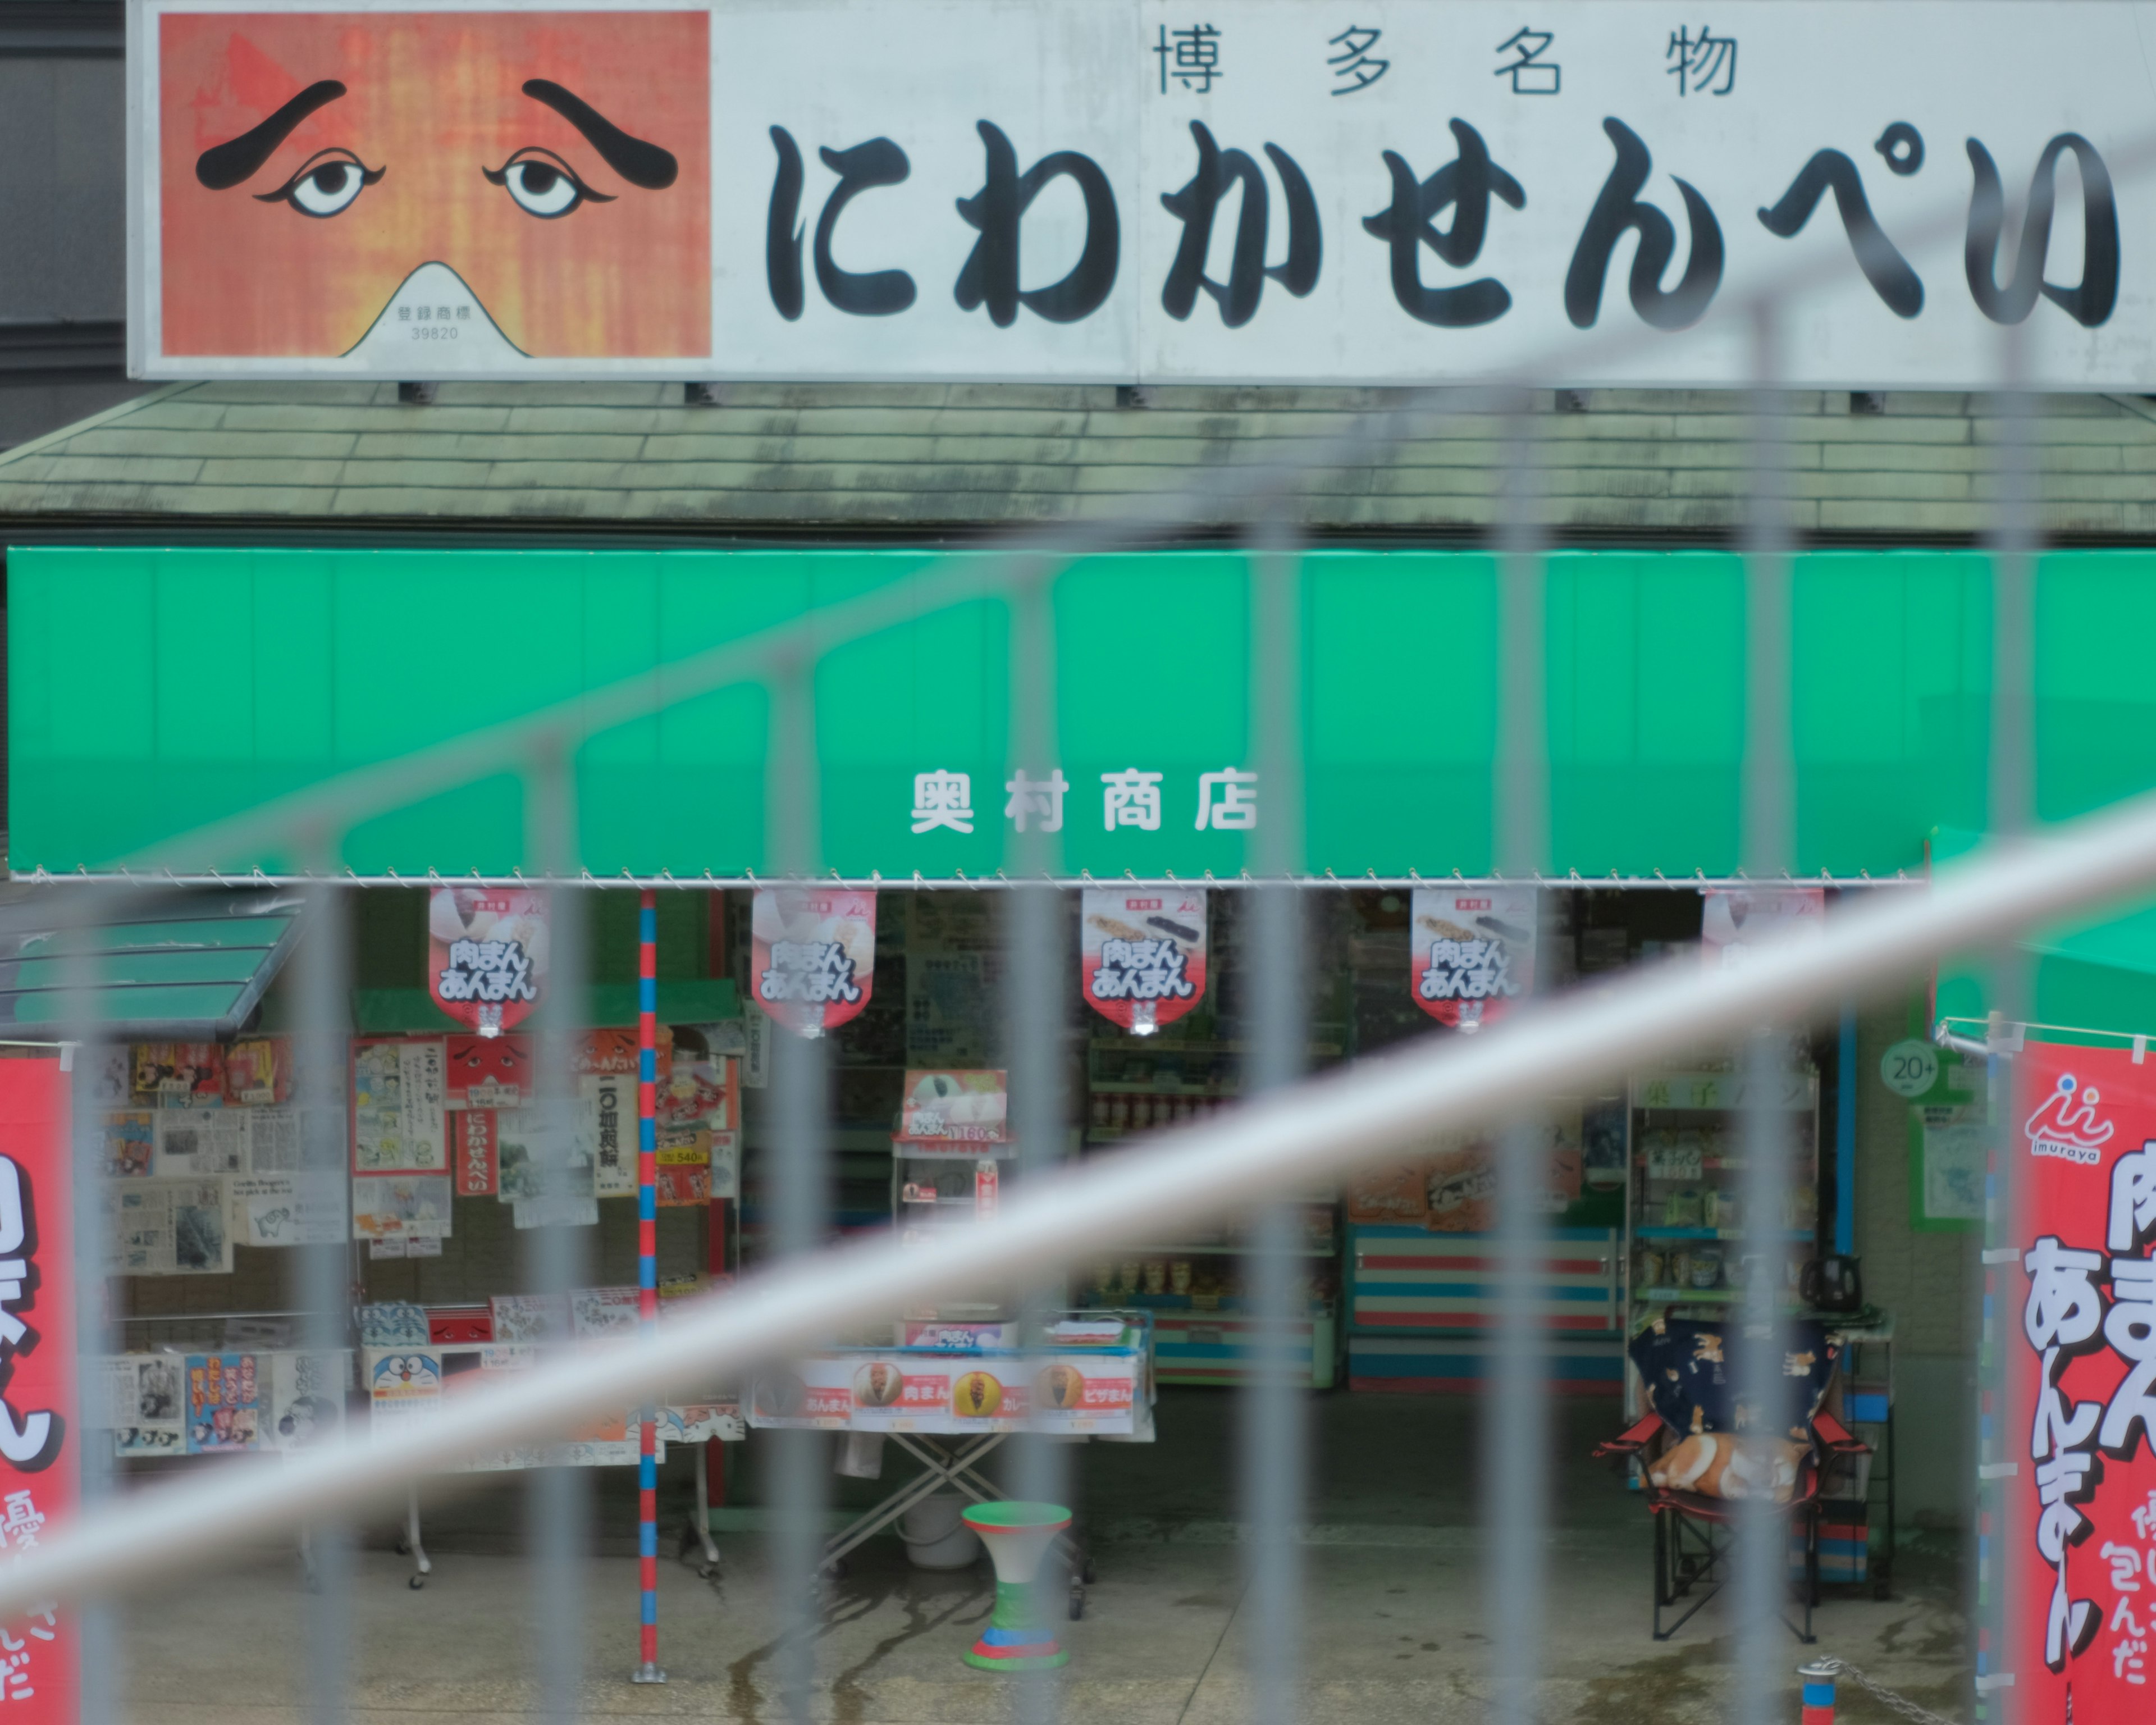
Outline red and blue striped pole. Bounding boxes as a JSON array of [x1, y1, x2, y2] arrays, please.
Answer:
[[1799, 1659, 1837, 1725], [631, 889, 665, 1685]]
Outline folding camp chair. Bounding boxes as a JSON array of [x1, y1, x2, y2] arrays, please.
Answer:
[[1596, 1354, 1869, 1641]]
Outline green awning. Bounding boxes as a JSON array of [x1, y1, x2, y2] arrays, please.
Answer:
[[1934, 827, 2156, 1042], [350, 980, 739, 1035], [0, 893, 303, 1037]]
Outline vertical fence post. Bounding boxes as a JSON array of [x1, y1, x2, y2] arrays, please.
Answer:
[[632, 887, 665, 1683]]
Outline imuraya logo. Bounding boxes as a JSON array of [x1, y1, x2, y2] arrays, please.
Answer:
[[2023, 1073, 2116, 1166]]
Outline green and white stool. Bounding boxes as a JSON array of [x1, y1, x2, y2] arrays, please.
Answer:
[[960, 1501, 1072, 1671]]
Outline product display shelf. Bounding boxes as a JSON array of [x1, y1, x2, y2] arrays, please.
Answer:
[[1346, 1222, 1625, 1394], [1075, 1199, 1340, 1389], [1621, 1065, 1824, 1420]]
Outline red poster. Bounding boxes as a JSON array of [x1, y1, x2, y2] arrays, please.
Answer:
[[427, 887, 547, 1035], [1080, 889, 1207, 1035], [2013, 1042, 2156, 1717], [444, 1034, 528, 1108], [0, 1057, 75, 1721], [751, 889, 876, 1037], [455, 1111, 499, 1197]]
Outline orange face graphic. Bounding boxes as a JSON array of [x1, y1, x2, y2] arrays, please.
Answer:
[[158, 11, 710, 358]]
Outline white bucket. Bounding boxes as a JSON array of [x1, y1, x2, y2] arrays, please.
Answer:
[[899, 1491, 983, 1570]]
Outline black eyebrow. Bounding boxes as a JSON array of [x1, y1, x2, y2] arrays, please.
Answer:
[[195, 80, 348, 190], [521, 79, 677, 189]]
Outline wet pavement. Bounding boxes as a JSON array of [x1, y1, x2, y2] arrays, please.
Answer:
[[115, 1389, 1972, 1723]]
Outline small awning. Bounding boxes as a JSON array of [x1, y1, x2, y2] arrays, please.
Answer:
[[0, 891, 303, 1038]]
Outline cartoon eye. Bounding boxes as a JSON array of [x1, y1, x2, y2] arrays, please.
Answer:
[[255, 149, 382, 218], [485, 149, 613, 219]]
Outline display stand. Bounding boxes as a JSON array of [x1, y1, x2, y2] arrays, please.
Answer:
[[747, 1316, 1153, 1617], [385, 1405, 747, 1590]]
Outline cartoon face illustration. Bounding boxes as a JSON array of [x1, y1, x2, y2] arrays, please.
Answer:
[[157, 10, 710, 360]]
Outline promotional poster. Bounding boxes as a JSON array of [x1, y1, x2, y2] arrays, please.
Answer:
[[751, 888, 877, 1037], [2013, 1041, 2156, 1718], [0, 1060, 73, 1720], [1410, 886, 1537, 1030], [1081, 888, 1207, 1035]]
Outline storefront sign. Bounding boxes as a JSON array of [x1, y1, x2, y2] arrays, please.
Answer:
[[2011, 1042, 2156, 1716], [38, 543, 2156, 883], [0, 1058, 74, 1722], [133, 1, 2156, 389], [1410, 887, 1536, 1030], [428, 888, 548, 1036], [751, 888, 877, 1037], [1081, 889, 1208, 1035]]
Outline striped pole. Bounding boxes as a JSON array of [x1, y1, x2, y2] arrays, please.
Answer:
[[631, 889, 665, 1684], [1798, 1659, 1836, 1725]]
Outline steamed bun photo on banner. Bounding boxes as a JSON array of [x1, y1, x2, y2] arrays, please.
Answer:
[[1410, 887, 1536, 1030], [751, 888, 876, 1037], [1081, 889, 1207, 1037], [2011, 1039, 2156, 1719]]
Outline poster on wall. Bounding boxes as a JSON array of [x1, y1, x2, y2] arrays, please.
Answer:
[[455, 1110, 499, 1196], [0, 1060, 76, 1719], [2009, 1040, 2156, 1718], [751, 888, 877, 1038], [1080, 888, 1207, 1035], [131, 2, 2156, 393], [1700, 887, 1825, 969], [226, 1174, 346, 1248], [1410, 887, 1537, 1031], [132, 1042, 225, 1106], [102, 1178, 233, 1275], [428, 888, 549, 1037], [223, 1038, 291, 1105], [351, 1039, 447, 1172]]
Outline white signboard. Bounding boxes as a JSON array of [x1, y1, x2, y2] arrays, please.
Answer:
[[129, 1, 2156, 387]]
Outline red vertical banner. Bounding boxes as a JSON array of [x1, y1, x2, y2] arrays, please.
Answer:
[[0, 1057, 75, 1721], [2012, 1042, 2156, 1719]]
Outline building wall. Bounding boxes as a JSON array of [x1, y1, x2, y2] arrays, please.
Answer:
[[1854, 996, 1977, 1529], [0, 6, 149, 450]]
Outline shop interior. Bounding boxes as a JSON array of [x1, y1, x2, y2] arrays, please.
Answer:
[[81, 880, 1963, 1681]]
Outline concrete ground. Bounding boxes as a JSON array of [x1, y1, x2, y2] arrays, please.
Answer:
[[116, 1390, 1971, 1724]]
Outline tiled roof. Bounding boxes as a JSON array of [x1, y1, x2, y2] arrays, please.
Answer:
[[1, 379, 2154, 536]]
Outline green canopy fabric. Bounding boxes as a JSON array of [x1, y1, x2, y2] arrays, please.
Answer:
[[0, 892, 302, 1037], [1933, 828, 2156, 1041]]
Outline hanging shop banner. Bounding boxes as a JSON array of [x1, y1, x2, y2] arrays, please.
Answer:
[[2011, 1041, 2156, 1716], [1081, 889, 1207, 1035], [427, 887, 548, 1036], [131, 1, 2156, 390], [1700, 887, 1825, 968], [751, 888, 878, 1038], [0, 1058, 75, 1722], [1410, 887, 1537, 1031]]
